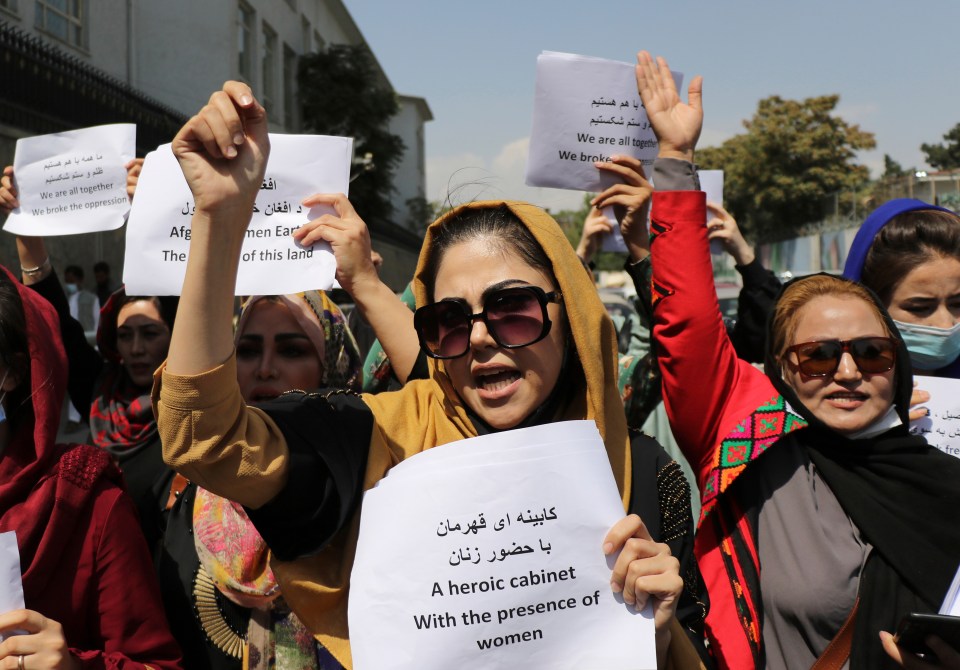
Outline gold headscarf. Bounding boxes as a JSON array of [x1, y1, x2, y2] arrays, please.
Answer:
[[272, 200, 631, 668]]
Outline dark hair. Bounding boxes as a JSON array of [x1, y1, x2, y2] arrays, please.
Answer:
[[119, 295, 179, 331], [422, 206, 553, 301], [0, 275, 31, 424], [861, 209, 960, 305], [93, 261, 110, 274], [64, 265, 84, 281]]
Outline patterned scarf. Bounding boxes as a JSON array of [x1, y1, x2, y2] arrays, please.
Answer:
[[89, 368, 158, 455], [89, 288, 177, 455], [195, 290, 362, 670]]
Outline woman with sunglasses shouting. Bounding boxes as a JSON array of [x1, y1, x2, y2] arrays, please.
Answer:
[[153, 82, 709, 669], [632, 51, 960, 669]]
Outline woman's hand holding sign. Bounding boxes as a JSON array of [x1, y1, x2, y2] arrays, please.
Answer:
[[604, 514, 683, 667]]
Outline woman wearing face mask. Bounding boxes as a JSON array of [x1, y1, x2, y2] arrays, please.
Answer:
[[0, 267, 181, 669], [634, 51, 960, 669], [154, 82, 708, 669], [843, 201, 960, 378]]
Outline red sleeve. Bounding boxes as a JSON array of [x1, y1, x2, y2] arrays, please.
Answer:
[[650, 190, 774, 490], [70, 488, 182, 670]]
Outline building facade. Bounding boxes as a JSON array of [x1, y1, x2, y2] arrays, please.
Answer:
[[0, 0, 429, 290]]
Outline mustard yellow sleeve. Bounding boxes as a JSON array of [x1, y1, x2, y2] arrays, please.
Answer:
[[152, 354, 289, 508]]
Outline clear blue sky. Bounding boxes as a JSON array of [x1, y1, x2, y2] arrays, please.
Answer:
[[346, 0, 958, 211]]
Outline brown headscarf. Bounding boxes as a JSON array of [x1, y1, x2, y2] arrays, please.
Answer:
[[272, 201, 631, 668]]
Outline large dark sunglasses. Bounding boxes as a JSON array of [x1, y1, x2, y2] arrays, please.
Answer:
[[414, 286, 563, 360], [784, 336, 897, 377]]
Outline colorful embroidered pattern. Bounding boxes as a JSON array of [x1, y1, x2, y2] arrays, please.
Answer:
[[699, 394, 807, 523], [650, 279, 673, 310]]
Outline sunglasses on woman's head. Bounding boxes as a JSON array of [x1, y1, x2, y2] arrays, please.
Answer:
[[413, 285, 563, 360], [784, 336, 897, 377]]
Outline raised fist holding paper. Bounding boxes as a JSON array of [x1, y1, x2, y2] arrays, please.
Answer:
[[634, 52, 703, 161], [167, 82, 270, 377], [171, 81, 269, 218]]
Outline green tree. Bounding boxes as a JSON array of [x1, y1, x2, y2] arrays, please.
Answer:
[[697, 94, 875, 242], [882, 154, 906, 178], [921, 123, 960, 170], [298, 44, 405, 223]]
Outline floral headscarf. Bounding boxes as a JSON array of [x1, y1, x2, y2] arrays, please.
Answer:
[[193, 290, 362, 669]]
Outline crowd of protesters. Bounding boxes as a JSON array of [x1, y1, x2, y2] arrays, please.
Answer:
[[0, 49, 956, 670]]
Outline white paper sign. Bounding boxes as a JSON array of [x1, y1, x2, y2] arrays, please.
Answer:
[[525, 51, 682, 194], [3, 124, 135, 236], [909, 375, 960, 459], [599, 210, 628, 253], [941, 563, 960, 616], [0, 532, 24, 641], [349, 421, 656, 670], [123, 134, 352, 296], [699, 169, 725, 255]]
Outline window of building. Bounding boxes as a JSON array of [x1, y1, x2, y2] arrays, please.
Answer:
[[0, 0, 19, 15], [300, 15, 310, 53], [283, 44, 297, 130], [35, 0, 85, 49], [237, 1, 255, 82], [261, 22, 278, 118], [313, 30, 325, 53]]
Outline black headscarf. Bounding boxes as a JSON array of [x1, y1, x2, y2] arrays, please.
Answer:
[[764, 273, 960, 668]]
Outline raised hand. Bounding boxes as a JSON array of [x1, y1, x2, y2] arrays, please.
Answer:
[[635, 51, 703, 162], [592, 155, 653, 261], [125, 158, 144, 203], [0, 166, 19, 214], [166, 83, 270, 377], [576, 206, 614, 263], [171, 81, 269, 219], [292, 193, 379, 296], [707, 201, 755, 266]]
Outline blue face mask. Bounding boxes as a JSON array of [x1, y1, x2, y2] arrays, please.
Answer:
[[893, 319, 960, 370], [64, 283, 79, 296]]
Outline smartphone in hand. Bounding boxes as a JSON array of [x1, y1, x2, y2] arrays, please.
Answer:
[[895, 612, 960, 660]]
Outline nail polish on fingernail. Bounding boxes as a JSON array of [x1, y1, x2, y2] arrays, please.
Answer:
[[225, 146, 237, 158]]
